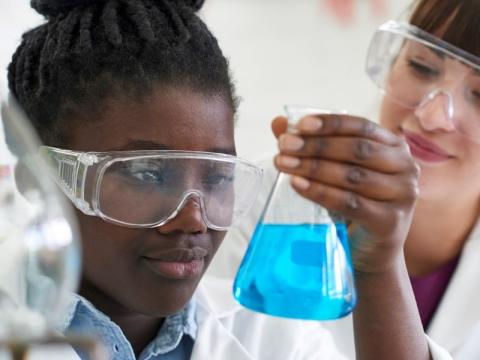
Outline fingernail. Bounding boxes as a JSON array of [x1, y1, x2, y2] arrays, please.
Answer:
[[279, 134, 304, 151], [277, 155, 301, 168], [299, 116, 323, 132], [291, 176, 310, 190]]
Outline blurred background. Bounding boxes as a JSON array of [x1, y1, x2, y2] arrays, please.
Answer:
[[0, 0, 412, 161]]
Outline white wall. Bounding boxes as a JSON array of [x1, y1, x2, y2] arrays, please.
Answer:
[[201, 0, 412, 159], [0, 0, 412, 161]]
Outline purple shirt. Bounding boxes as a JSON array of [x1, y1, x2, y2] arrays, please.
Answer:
[[410, 257, 460, 329]]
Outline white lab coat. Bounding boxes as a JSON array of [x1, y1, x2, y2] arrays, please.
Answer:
[[3, 275, 353, 359], [19, 275, 451, 360], [426, 220, 480, 358], [208, 157, 455, 360], [20, 275, 345, 360]]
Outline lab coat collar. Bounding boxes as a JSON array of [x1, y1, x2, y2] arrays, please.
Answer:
[[190, 276, 254, 360], [195, 275, 243, 319], [428, 220, 480, 353]]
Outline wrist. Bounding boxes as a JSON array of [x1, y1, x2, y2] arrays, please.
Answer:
[[355, 255, 407, 284]]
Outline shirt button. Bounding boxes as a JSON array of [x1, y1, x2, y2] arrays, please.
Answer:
[[114, 344, 119, 352]]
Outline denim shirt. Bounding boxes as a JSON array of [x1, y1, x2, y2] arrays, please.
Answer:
[[60, 294, 197, 360]]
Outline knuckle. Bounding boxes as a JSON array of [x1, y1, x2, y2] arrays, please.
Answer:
[[403, 157, 420, 178], [360, 119, 376, 136], [410, 180, 420, 199], [392, 207, 411, 230], [344, 192, 361, 212], [311, 184, 328, 203], [384, 207, 402, 230], [306, 159, 321, 177], [346, 166, 366, 185], [354, 139, 374, 160], [330, 115, 343, 134], [311, 137, 328, 154], [400, 139, 410, 153], [403, 177, 419, 201], [412, 163, 421, 179]]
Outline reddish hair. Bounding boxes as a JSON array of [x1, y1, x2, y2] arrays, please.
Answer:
[[409, 0, 480, 57]]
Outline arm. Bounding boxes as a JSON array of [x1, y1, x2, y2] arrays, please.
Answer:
[[272, 114, 444, 359], [353, 259, 430, 360]]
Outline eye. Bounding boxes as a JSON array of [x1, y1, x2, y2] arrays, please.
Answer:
[[467, 88, 480, 108], [407, 59, 440, 79], [203, 172, 234, 188], [129, 168, 165, 184], [114, 160, 169, 186]]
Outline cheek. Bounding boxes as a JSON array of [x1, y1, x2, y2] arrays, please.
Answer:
[[418, 141, 480, 200], [76, 213, 137, 278], [379, 98, 411, 133], [460, 142, 480, 178], [75, 212, 227, 315]]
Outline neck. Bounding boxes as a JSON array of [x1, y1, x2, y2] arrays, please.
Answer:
[[79, 280, 164, 357], [405, 195, 479, 276], [110, 313, 163, 357]]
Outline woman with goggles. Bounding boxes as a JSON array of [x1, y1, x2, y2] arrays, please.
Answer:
[[218, 0, 480, 358], [5, 0, 450, 358], [367, 2, 480, 358]]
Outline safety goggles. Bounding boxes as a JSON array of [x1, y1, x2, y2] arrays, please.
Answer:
[[366, 21, 480, 143], [39, 146, 263, 231]]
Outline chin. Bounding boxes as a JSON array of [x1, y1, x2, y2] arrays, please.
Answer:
[[136, 288, 196, 317]]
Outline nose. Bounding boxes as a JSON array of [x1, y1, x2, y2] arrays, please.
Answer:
[[414, 90, 456, 132], [156, 196, 208, 235]]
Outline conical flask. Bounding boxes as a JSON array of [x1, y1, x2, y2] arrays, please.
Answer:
[[233, 106, 357, 320]]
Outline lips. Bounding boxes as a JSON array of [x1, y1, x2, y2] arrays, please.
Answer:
[[403, 130, 453, 162], [142, 247, 208, 280], [143, 247, 208, 262]]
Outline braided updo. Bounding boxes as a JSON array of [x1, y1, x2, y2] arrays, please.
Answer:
[[8, 0, 235, 146]]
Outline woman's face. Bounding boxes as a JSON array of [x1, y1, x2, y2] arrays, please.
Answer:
[[379, 41, 480, 204], [66, 86, 235, 317]]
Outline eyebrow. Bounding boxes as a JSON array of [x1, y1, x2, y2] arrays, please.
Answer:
[[423, 45, 480, 75], [110, 139, 237, 156], [427, 46, 445, 59]]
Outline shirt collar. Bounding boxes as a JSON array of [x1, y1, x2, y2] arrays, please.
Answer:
[[59, 293, 197, 358], [143, 298, 197, 357]]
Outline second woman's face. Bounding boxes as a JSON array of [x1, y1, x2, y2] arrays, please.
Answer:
[[66, 86, 235, 317], [379, 51, 480, 206]]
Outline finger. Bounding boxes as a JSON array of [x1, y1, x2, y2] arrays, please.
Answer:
[[275, 155, 416, 201], [295, 114, 400, 146], [289, 176, 406, 232], [278, 134, 412, 173], [271, 116, 289, 139]]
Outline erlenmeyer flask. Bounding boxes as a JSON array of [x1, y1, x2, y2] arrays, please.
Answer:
[[233, 106, 357, 320]]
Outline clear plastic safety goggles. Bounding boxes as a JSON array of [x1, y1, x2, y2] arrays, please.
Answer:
[[366, 21, 480, 143], [39, 146, 263, 231]]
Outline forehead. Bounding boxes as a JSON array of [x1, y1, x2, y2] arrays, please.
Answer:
[[67, 86, 235, 153], [411, 3, 480, 60]]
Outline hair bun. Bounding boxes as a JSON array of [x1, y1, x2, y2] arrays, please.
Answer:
[[32, 0, 206, 18], [31, 0, 108, 18], [178, 0, 206, 11]]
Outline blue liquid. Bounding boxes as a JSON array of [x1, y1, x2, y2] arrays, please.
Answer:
[[233, 223, 357, 320]]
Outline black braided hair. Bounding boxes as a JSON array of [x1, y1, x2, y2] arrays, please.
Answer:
[[8, 0, 235, 147]]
